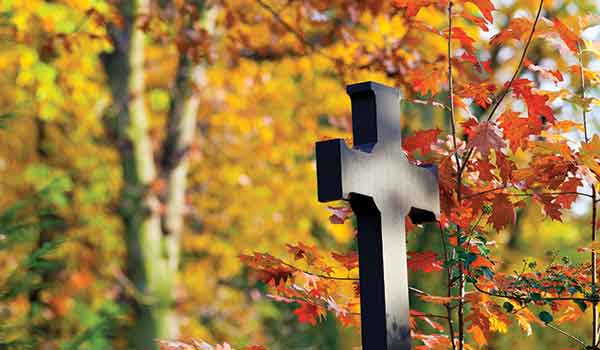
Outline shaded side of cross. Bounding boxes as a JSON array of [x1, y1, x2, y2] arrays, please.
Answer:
[[315, 81, 440, 350]]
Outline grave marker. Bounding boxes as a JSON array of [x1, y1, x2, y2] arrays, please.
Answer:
[[315, 81, 440, 350]]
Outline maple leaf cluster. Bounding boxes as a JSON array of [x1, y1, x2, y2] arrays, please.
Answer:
[[237, 0, 600, 349]]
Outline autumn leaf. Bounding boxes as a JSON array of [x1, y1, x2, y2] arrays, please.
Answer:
[[393, 0, 447, 17], [461, 11, 490, 31], [470, 255, 494, 269], [467, 121, 505, 157], [553, 19, 579, 54], [411, 310, 445, 331], [524, 58, 564, 83], [487, 194, 515, 230], [327, 205, 353, 224], [467, 324, 488, 346], [577, 240, 600, 253], [444, 27, 476, 54], [461, 0, 495, 23], [457, 81, 497, 108], [402, 128, 441, 157], [331, 251, 358, 271], [579, 134, 600, 178], [239, 253, 296, 285], [419, 294, 458, 304], [554, 177, 582, 209], [408, 251, 444, 273], [510, 79, 555, 125], [405, 62, 447, 96], [293, 301, 321, 325], [490, 18, 533, 45]]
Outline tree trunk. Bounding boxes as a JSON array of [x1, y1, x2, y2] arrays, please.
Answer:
[[101, 0, 211, 348]]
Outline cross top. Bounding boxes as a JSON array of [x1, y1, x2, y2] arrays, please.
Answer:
[[348, 82, 403, 152], [315, 81, 440, 350]]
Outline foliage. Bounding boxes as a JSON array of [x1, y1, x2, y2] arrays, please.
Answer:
[[235, 0, 600, 349], [3, 0, 600, 349]]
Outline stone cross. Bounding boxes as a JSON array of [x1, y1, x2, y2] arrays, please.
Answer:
[[315, 81, 440, 350]]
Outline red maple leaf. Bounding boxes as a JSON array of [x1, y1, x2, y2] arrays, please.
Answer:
[[294, 301, 321, 325], [408, 251, 444, 273], [461, 11, 489, 31], [327, 205, 353, 224], [457, 81, 497, 108], [331, 251, 358, 271], [554, 177, 582, 209], [467, 121, 505, 157], [487, 194, 515, 230], [490, 18, 532, 45], [525, 58, 564, 83], [510, 78, 555, 125], [402, 128, 441, 157], [498, 110, 532, 152], [553, 18, 578, 54], [445, 27, 476, 55], [535, 194, 563, 221]]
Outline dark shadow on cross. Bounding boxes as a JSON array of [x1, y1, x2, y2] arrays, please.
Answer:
[[315, 81, 440, 350]]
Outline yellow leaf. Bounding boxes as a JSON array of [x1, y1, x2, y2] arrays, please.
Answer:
[[467, 324, 487, 347]]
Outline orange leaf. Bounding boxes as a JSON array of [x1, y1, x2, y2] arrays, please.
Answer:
[[553, 19, 579, 53], [488, 194, 515, 230], [461, 0, 495, 23], [471, 255, 494, 269], [402, 128, 441, 157], [490, 18, 532, 45], [331, 251, 358, 271], [294, 301, 322, 325], [408, 251, 444, 273], [467, 324, 488, 346]]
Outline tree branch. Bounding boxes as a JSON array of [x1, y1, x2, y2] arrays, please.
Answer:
[[485, 0, 544, 122], [546, 323, 588, 347], [458, 0, 544, 173], [440, 224, 457, 350]]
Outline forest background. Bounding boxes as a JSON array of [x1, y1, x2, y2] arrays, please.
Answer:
[[3, 0, 600, 349]]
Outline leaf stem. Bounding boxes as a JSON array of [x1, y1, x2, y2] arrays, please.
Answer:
[[439, 224, 457, 350], [485, 0, 544, 122], [546, 323, 588, 347], [578, 39, 598, 347], [459, 0, 544, 170]]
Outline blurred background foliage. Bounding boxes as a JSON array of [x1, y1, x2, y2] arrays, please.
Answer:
[[0, 0, 599, 349]]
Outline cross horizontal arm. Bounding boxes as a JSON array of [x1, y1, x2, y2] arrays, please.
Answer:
[[316, 139, 344, 202]]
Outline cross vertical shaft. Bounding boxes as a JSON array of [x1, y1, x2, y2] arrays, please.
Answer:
[[315, 81, 440, 350]]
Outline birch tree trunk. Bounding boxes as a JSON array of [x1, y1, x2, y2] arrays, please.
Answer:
[[102, 1, 212, 348]]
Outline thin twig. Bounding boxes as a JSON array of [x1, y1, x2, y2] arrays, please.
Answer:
[[464, 187, 594, 199], [458, 0, 544, 171], [254, 0, 337, 61], [448, 2, 461, 176], [546, 323, 588, 347], [439, 224, 457, 350], [485, 0, 544, 122], [281, 260, 442, 299], [472, 282, 593, 303], [580, 39, 599, 348], [281, 261, 358, 281], [447, 5, 466, 348]]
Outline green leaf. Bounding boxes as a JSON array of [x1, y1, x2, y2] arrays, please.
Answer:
[[575, 300, 587, 312], [538, 311, 553, 324]]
